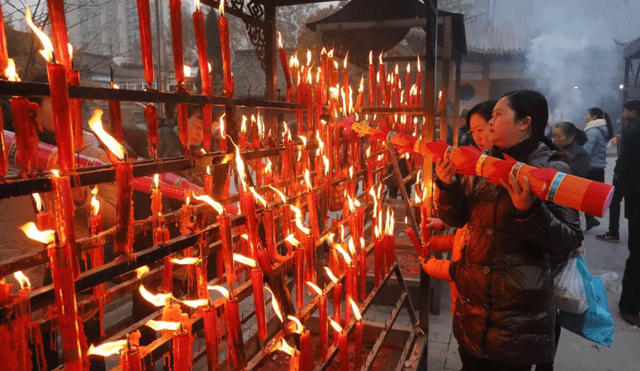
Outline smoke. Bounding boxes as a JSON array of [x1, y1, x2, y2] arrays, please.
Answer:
[[524, 0, 623, 128]]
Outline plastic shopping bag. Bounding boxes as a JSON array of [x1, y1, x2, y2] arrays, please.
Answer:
[[559, 255, 614, 347], [554, 255, 588, 314]]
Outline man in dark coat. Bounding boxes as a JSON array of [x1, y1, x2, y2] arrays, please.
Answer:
[[616, 100, 640, 326]]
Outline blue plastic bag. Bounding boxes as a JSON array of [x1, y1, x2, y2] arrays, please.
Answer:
[[558, 255, 614, 346]]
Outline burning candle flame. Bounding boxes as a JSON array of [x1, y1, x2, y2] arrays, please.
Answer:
[[349, 298, 362, 321], [324, 267, 338, 284], [208, 285, 230, 300], [275, 339, 296, 357], [285, 234, 300, 247], [395, 63, 399, 75], [295, 219, 311, 236], [348, 195, 355, 213], [219, 0, 225, 16], [268, 185, 287, 204], [14, 271, 31, 290], [91, 186, 100, 215], [233, 253, 257, 268], [299, 135, 307, 148], [306, 281, 322, 296], [407, 63, 411, 74], [192, 193, 224, 214], [379, 52, 383, 64], [265, 285, 283, 322], [348, 238, 356, 256], [5, 59, 20, 81], [249, 187, 268, 208], [287, 315, 304, 334], [306, 49, 312, 67], [360, 237, 365, 251], [241, 115, 247, 134], [322, 156, 329, 175], [343, 52, 348, 69], [265, 159, 273, 173], [88, 109, 125, 161], [359, 76, 364, 93], [183, 65, 191, 77], [329, 318, 343, 334], [277, 31, 283, 49], [19, 222, 55, 244], [220, 113, 226, 136], [139, 285, 172, 307], [179, 298, 209, 308], [304, 169, 312, 191], [417, 55, 421, 72], [232, 141, 248, 192], [88, 340, 127, 357], [25, 6, 54, 62], [32, 193, 43, 213], [328, 49, 334, 58], [334, 244, 352, 265], [289, 205, 302, 219], [136, 266, 150, 279], [146, 320, 181, 332], [171, 257, 199, 265], [194, 0, 200, 12]]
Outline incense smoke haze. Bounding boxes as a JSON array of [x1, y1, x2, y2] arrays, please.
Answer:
[[524, 0, 625, 127]]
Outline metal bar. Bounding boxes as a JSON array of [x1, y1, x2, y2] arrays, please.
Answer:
[[392, 331, 418, 371], [360, 107, 427, 115], [0, 81, 303, 109], [313, 18, 427, 31], [362, 291, 408, 371]]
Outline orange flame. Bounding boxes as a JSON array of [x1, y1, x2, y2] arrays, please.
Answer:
[[184, 65, 191, 77], [88, 109, 125, 161], [233, 253, 257, 268], [306, 49, 312, 67], [277, 31, 283, 49], [379, 52, 383, 64], [334, 244, 352, 265], [324, 267, 338, 284], [295, 219, 311, 236], [265, 159, 273, 174], [192, 194, 224, 214], [275, 339, 297, 357], [219, 0, 225, 16], [349, 298, 362, 321], [304, 169, 312, 191], [268, 185, 287, 204], [25, 6, 54, 62], [179, 298, 209, 308], [265, 285, 283, 322], [407, 63, 411, 74], [220, 113, 226, 137], [359, 76, 364, 93], [369, 50, 373, 65], [136, 266, 150, 279], [139, 285, 172, 307], [241, 116, 248, 134], [19, 222, 55, 245], [329, 318, 343, 334], [208, 285, 230, 300], [417, 55, 421, 72], [285, 234, 300, 247], [171, 257, 199, 265], [91, 186, 100, 216], [287, 315, 304, 334], [343, 52, 348, 69], [146, 320, 181, 332], [5, 59, 20, 81], [194, 0, 200, 12], [14, 271, 31, 290], [232, 141, 248, 192], [348, 238, 356, 256], [306, 281, 322, 296], [249, 187, 268, 208], [88, 340, 127, 357], [322, 156, 329, 176], [32, 193, 43, 213]]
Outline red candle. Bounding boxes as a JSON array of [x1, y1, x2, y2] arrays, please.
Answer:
[[203, 104, 213, 151], [305, 235, 317, 285], [10, 98, 39, 177], [218, 214, 235, 288], [300, 329, 312, 370], [251, 267, 267, 344], [122, 343, 142, 371], [342, 54, 349, 97], [278, 32, 293, 93], [359, 249, 367, 301], [224, 297, 245, 369], [307, 187, 320, 241], [144, 103, 158, 158], [420, 205, 430, 256], [240, 190, 259, 258], [177, 103, 189, 149], [405, 64, 411, 106], [151, 175, 162, 217], [173, 325, 192, 371], [202, 305, 219, 370], [203, 167, 213, 196], [416, 56, 422, 106], [169, 0, 185, 86], [194, 4, 211, 94], [333, 284, 342, 334], [51, 173, 80, 280], [407, 226, 426, 258], [264, 208, 276, 259], [0, 4, 8, 77], [45, 0, 70, 69], [379, 52, 386, 101], [354, 319, 364, 370], [374, 231, 383, 287], [116, 162, 134, 256], [68, 69, 84, 152], [329, 321, 348, 371], [48, 62, 75, 173], [89, 191, 107, 336], [0, 106, 6, 179], [218, 2, 233, 97], [136, 0, 154, 86], [368, 52, 375, 107], [295, 248, 305, 310], [345, 265, 356, 323]]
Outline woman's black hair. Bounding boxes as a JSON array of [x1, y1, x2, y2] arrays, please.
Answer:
[[501, 90, 556, 149], [555, 121, 587, 146], [623, 100, 640, 116], [465, 100, 497, 127], [587, 107, 614, 140]]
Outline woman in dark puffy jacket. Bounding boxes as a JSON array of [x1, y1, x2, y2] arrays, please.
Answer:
[[435, 90, 583, 370]]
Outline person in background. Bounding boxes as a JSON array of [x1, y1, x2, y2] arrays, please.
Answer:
[[613, 100, 640, 326], [435, 90, 582, 370], [552, 122, 590, 178], [465, 100, 497, 151], [582, 107, 614, 231]]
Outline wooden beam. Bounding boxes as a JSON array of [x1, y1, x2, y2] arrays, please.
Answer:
[[315, 18, 426, 31]]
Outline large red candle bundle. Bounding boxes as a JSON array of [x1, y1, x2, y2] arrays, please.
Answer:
[[169, 0, 185, 86], [116, 162, 134, 256], [224, 298, 246, 369], [136, 0, 154, 86], [10, 98, 39, 177], [47, 62, 75, 173], [68, 69, 84, 152], [45, 0, 70, 69], [144, 104, 158, 158], [202, 305, 219, 370]]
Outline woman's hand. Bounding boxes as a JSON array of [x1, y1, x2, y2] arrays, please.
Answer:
[[426, 217, 445, 231], [435, 158, 456, 185], [419, 256, 429, 273], [500, 174, 536, 212]]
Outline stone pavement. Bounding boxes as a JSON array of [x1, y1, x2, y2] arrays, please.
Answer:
[[422, 147, 640, 371]]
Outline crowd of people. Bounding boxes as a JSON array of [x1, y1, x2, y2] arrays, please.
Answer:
[[418, 92, 640, 370]]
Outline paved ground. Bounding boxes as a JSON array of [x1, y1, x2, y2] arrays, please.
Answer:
[[424, 147, 640, 371]]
